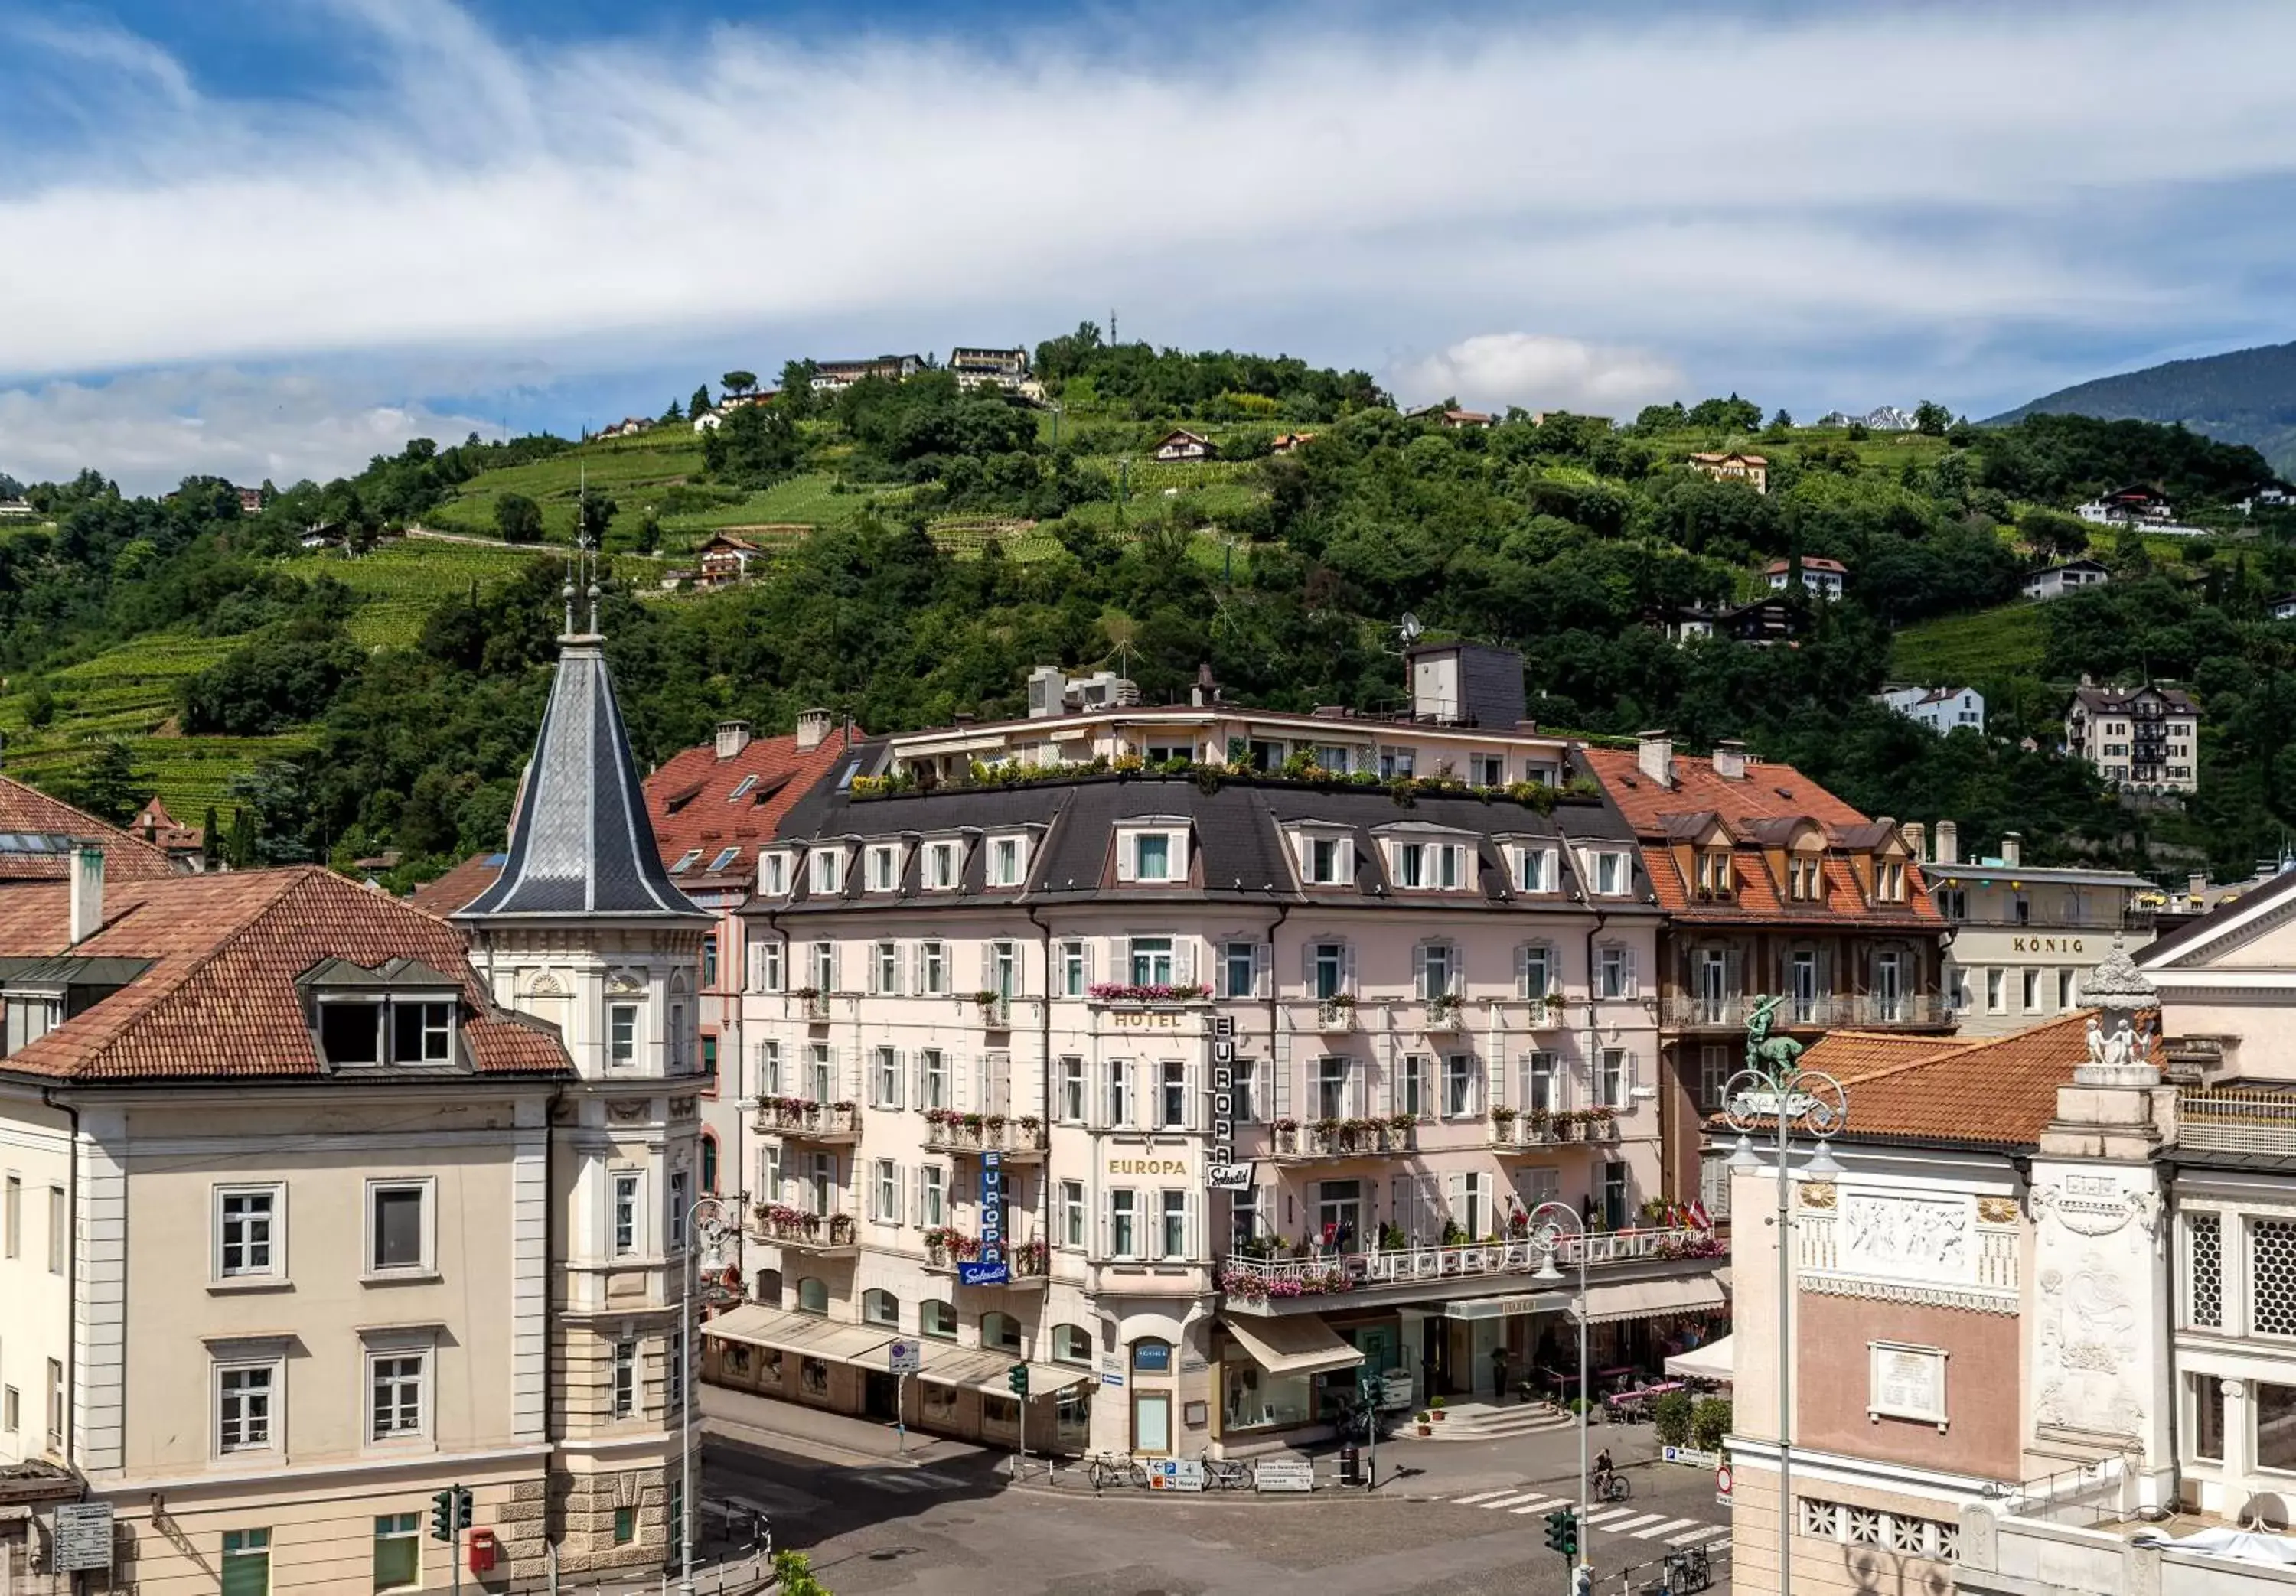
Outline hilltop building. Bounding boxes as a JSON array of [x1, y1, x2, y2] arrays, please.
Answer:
[[2065, 680, 2200, 794], [1151, 429, 1220, 462], [949, 347, 1031, 391], [1765, 556, 1848, 600], [1874, 684, 1985, 736], [2024, 558, 2112, 601], [702, 651, 1730, 1458], [810, 356, 925, 392], [1689, 452, 1769, 494], [695, 533, 765, 588]]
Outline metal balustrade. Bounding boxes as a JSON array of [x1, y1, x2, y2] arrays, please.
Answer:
[[1218, 1224, 1720, 1304], [2179, 1086, 2296, 1153]]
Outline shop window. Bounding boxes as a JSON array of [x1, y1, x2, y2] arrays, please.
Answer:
[[863, 1289, 899, 1327], [983, 1311, 1023, 1353], [796, 1277, 829, 1315], [921, 1300, 957, 1339], [1052, 1324, 1093, 1364]]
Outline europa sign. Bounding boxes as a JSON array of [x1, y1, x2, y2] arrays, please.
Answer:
[[961, 1150, 1010, 1286], [1208, 1035, 1252, 1191]]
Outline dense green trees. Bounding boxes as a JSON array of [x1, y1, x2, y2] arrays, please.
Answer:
[[494, 491, 543, 544]]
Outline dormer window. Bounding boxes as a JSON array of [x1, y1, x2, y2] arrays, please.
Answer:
[[1877, 859, 1907, 902], [670, 849, 703, 875], [809, 848, 843, 894], [760, 851, 790, 896], [1515, 845, 1557, 893], [1115, 825, 1186, 884], [1392, 840, 1466, 890], [1789, 855, 1824, 902], [987, 835, 1026, 888], [1695, 852, 1733, 894], [924, 840, 961, 891], [305, 961, 465, 1068], [1589, 849, 1632, 897], [1303, 835, 1352, 886], [866, 845, 899, 893], [1136, 834, 1172, 881], [393, 1002, 454, 1063]]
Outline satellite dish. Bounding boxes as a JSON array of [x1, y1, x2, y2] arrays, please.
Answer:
[[1399, 613, 1424, 643]]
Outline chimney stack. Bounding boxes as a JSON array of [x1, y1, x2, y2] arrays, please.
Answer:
[[1636, 730, 1675, 787], [794, 708, 832, 753], [2001, 832, 2022, 868], [1902, 822, 1926, 864], [2189, 870, 2209, 907], [1711, 739, 1747, 780], [69, 845, 104, 945], [713, 719, 753, 761], [1936, 821, 1960, 865]]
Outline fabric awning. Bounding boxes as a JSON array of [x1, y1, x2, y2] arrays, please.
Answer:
[[909, 1344, 1092, 1396], [1576, 1275, 1727, 1325], [1665, 1334, 1733, 1383], [702, 1304, 898, 1366], [1224, 1314, 1367, 1378]]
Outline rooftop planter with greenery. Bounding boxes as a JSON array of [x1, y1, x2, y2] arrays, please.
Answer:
[[848, 754, 1605, 813]]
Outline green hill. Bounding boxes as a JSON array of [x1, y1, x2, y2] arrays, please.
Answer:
[[1989, 340, 2296, 478]]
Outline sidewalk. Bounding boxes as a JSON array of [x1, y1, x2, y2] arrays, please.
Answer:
[[701, 1383, 993, 1471]]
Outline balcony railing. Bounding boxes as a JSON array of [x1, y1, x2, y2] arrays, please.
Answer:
[[2178, 1086, 2296, 1154], [1315, 998, 1359, 1032], [1847, 992, 1950, 1028], [1268, 1117, 1420, 1159], [1489, 1109, 1620, 1148], [793, 990, 832, 1021], [753, 1205, 859, 1253], [1218, 1224, 1721, 1307], [1423, 994, 1467, 1031], [1660, 992, 1949, 1031], [922, 1112, 1049, 1156], [1663, 993, 1748, 1030], [924, 1232, 1050, 1281], [970, 993, 1013, 1028], [756, 1097, 862, 1141]]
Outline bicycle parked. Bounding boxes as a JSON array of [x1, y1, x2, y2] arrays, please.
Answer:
[[1085, 1449, 1151, 1491], [1199, 1454, 1256, 1490]]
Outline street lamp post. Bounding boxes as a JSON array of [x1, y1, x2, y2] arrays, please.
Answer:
[[1720, 1011, 1847, 1596], [681, 1193, 745, 1596], [1528, 1199, 1589, 1591]]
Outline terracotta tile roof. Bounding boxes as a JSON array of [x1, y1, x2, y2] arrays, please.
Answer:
[[0, 867, 568, 1083], [1795, 1028, 1975, 1083], [408, 852, 506, 917], [648, 730, 854, 889], [0, 775, 180, 883], [1581, 748, 1941, 929]]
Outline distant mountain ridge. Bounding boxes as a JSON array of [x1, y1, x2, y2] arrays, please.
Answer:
[[1989, 339, 2296, 478]]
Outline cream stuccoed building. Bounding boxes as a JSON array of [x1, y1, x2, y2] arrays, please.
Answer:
[[702, 653, 1728, 1459]]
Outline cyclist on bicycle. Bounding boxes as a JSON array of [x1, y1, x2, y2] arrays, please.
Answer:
[[1593, 1448, 1616, 1494]]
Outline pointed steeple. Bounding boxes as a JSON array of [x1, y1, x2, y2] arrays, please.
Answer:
[[456, 606, 703, 921]]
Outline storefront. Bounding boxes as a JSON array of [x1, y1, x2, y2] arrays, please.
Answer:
[[1433, 1274, 1729, 1401], [1212, 1312, 1397, 1445]]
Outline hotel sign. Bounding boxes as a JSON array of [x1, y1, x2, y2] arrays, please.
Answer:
[[1111, 1010, 1186, 1030], [960, 1150, 1009, 1286], [1208, 1035, 1252, 1191], [2011, 936, 2086, 954]]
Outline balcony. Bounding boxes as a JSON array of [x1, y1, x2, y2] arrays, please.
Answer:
[[753, 1205, 859, 1256], [1423, 993, 1468, 1032], [791, 990, 832, 1021], [1489, 1109, 1620, 1151], [922, 1111, 1049, 1161], [969, 993, 1013, 1030], [1267, 1116, 1420, 1161], [1662, 993, 1747, 1031], [923, 1232, 1050, 1287], [1314, 998, 1360, 1033], [755, 1097, 862, 1143], [1087, 982, 1211, 1009], [1844, 992, 1951, 1028], [2177, 1085, 2296, 1155], [1218, 1224, 1721, 1311]]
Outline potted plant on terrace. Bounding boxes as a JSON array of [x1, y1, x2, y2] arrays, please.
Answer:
[[1271, 1117, 1300, 1153], [1310, 1116, 1344, 1154], [1384, 1112, 1418, 1151], [1491, 1105, 1519, 1145], [1430, 1396, 1447, 1423], [1415, 1410, 1433, 1438]]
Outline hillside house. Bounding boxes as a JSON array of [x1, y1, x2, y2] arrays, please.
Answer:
[[811, 355, 925, 392], [2022, 558, 2112, 601], [1763, 556, 1847, 600], [696, 533, 764, 588], [0, 500, 34, 520], [950, 347, 1029, 389], [1689, 451, 1769, 494], [595, 416, 654, 439], [1152, 428, 1220, 462], [1875, 684, 1985, 736], [2269, 593, 2296, 622], [2078, 482, 2174, 526], [129, 794, 207, 867], [1270, 432, 1316, 454], [2065, 679, 2200, 794], [233, 486, 264, 515]]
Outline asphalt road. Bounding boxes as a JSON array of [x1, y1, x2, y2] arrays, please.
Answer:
[[700, 1432, 1731, 1596]]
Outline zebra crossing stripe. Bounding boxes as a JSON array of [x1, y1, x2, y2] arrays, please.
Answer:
[[1604, 1513, 1666, 1536], [1584, 1506, 1639, 1527], [1450, 1490, 1521, 1506], [1479, 1492, 1551, 1511], [1635, 1518, 1700, 1540], [1508, 1497, 1573, 1515]]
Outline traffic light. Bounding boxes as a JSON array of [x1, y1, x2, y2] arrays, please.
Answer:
[[430, 1489, 456, 1544], [1544, 1507, 1579, 1558], [1008, 1363, 1029, 1397], [454, 1486, 474, 1531]]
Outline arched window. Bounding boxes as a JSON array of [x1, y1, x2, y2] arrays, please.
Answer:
[[1052, 1324, 1093, 1365], [1131, 1337, 1172, 1374], [981, 1311, 1023, 1353], [795, 1277, 829, 1315], [700, 1131, 719, 1194], [920, 1299, 957, 1339], [862, 1289, 899, 1327], [756, 1268, 783, 1307]]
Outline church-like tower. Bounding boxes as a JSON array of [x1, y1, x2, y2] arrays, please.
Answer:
[[457, 594, 711, 1581]]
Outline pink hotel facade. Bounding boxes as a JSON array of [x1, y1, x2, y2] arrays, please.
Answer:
[[698, 649, 1728, 1458]]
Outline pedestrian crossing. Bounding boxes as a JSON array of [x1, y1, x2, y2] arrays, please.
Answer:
[[1433, 1489, 1730, 1546], [853, 1467, 970, 1495]]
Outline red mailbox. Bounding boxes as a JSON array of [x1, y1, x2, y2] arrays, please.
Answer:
[[468, 1529, 500, 1575]]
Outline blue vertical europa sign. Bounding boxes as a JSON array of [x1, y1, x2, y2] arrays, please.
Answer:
[[962, 1148, 1010, 1285]]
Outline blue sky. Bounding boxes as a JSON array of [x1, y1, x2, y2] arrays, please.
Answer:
[[5, 0, 2296, 491]]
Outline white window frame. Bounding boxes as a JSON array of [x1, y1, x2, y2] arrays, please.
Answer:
[[919, 1164, 947, 1229], [214, 1183, 286, 1285], [608, 1002, 640, 1067], [809, 848, 843, 894], [871, 941, 900, 995], [1591, 849, 1632, 897], [921, 940, 948, 995], [612, 1338, 638, 1418], [760, 851, 791, 897], [1134, 832, 1176, 882], [1159, 1059, 1189, 1129], [925, 841, 960, 891], [866, 845, 899, 894], [987, 835, 1026, 888], [364, 1177, 436, 1279], [1108, 1189, 1140, 1259], [1058, 1056, 1086, 1122], [1518, 845, 1557, 893], [1061, 1180, 1087, 1249], [214, 1357, 281, 1457], [1442, 1053, 1477, 1119], [752, 940, 784, 993], [1059, 940, 1087, 996], [365, 1344, 432, 1447], [611, 1170, 644, 1259], [1519, 943, 1555, 1001], [1159, 1190, 1189, 1259]]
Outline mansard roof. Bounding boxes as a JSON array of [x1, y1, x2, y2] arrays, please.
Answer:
[[456, 638, 706, 922]]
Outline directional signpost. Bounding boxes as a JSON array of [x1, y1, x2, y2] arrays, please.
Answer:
[[51, 1502, 113, 1574], [889, 1340, 921, 1453]]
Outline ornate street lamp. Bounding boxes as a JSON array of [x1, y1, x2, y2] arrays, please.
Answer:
[[681, 1194, 745, 1596], [1720, 996, 1849, 1596], [1529, 1199, 1590, 1589]]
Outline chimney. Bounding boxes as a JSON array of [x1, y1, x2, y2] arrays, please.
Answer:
[[1711, 738, 1747, 780], [1192, 662, 1219, 708], [2001, 832, 2022, 868], [713, 719, 753, 761], [1902, 822, 1926, 863], [69, 845, 104, 945], [2189, 870, 2209, 907], [794, 708, 832, 753], [1936, 821, 1960, 865], [2079, 673, 2094, 688], [1636, 730, 1674, 786]]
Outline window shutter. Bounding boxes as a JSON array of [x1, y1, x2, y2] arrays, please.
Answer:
[[1623, 949, 1640, 998], [1186, 1188, 1200, 1262], [1350, 1060, 1368, 1118], [979, 943, 994, 993], [1724, 946, 1743, 998], [1185, 1058, 1202, 1131], [1097, 1197, 1110, 1259], [1301, 942, 1316, 989], [911, 1050, 925, 1110], [1380, 1056, 1395, 1116], [1339, 840, 1355, 882], [897, 1165, 909, 1228], [839, 1047, 859, 1102], [1173, 938, 1195, 986], [1253, 943, 1271, 997], [1273, 1057, 1291, 1121], [1116, 835, 1138, 882], [1084, 940, 1098, 987], [1444, 1172, 1466, 1225], [1342, 942, 1357, 992]]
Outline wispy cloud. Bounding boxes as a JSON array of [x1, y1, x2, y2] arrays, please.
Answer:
[[4, 1, 2296, 480], [1394, 334, 1682, 416]]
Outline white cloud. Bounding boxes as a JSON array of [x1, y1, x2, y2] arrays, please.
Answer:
[[2, 1, 2295, 456], [1394, 334, 1684, 416], [0, 368, 497, 495]]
